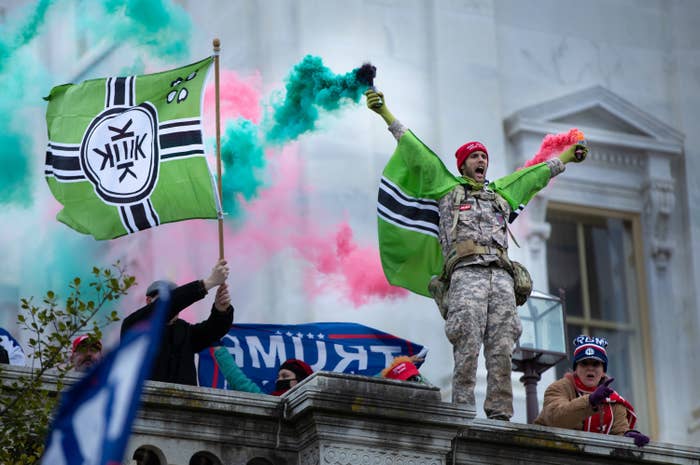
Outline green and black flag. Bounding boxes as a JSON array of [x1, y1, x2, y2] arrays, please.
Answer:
[[377, 130, 558, 297], [44, 56, 218, 240], [376, 131, 460, 297]]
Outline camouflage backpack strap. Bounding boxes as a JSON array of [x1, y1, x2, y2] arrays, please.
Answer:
[[448, 185, 466, 242], [431, 185, 466, 320]]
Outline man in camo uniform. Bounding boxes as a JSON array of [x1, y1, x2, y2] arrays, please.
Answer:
[[366, 89, 587, 419]]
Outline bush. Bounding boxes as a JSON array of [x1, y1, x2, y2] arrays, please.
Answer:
[[0, 262, 135, 464]]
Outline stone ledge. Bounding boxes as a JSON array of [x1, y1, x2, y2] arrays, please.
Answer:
[[283, 371, 473, 426], [455, 419, 700, 465], [4, 366, 700, 465]]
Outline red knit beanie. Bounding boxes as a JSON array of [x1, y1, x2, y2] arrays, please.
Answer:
[[279, 359, 313, 381], [455, 141, 488, 171]]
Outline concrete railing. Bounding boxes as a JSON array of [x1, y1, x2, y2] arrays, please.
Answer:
[[2, 366, 699, 465]]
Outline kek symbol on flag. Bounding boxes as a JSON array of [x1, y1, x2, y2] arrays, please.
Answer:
[[45, 57, 219, 240]]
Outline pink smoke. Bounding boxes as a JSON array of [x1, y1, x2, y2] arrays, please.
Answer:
[[230, 146, 408, 306], [203, 69, 263, 135], [296, 222, 408, 306], [521, 128, 585, 168], [110, 68, 407, 324]]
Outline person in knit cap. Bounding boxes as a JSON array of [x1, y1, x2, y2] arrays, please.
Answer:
[[213, 346, 314, 396], [534, 335, 650, 447], [365, 89, 587, 420], [273, 359, 314, 395]]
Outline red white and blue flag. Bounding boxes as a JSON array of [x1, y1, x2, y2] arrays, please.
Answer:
[[198, 322, 427, 393], [40, 285, 171, 465]]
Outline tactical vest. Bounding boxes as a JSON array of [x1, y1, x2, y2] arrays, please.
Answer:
[[440, 184, 511, 272], [430, 184, 532, 318]]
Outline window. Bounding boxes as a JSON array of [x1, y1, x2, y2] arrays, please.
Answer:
[[546, 204, 652, 433]]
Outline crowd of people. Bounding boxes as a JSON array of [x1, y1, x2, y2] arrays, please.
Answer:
[[0, 91, 651, 447]]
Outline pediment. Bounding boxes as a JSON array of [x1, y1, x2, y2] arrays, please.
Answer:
[[504, 85, 684, 153], [549, 105, 649, 137]]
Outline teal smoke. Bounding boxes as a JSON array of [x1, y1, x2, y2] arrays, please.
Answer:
[[0, 0, 55, 206], [264, 55, 369, 145], [0, 0, 193, 301], [0, 0, 54, 75], [84, 0, 191, 60], [220, 118, 267, 218], [218, 55, 369, 217]]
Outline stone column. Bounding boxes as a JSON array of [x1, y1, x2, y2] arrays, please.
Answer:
[[642, 155, 680, 440]]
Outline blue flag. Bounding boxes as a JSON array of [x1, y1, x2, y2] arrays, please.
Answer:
[[40, 286, 171, 465], [0, 326, 26, 366], [198, 322, 427, 393]]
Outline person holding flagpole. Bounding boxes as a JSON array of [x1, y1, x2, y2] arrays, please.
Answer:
[[366, 89, 587, 420], [120, 259, 233, 386]]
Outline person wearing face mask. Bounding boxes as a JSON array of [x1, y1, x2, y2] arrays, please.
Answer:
[[271, 359, 314, 395], [365, 89, 587, 421], [213, 346, 314, 396], [534, 335, 650, 447]]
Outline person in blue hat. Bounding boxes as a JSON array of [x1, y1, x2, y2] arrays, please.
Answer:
[[534, 335, 650, 447]]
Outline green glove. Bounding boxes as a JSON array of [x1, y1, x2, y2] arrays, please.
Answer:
[[559, 143, 588, 164], [364, 89, 396, 125]]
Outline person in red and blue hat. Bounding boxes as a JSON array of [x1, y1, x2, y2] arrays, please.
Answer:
[[534, 335, 650, 447]]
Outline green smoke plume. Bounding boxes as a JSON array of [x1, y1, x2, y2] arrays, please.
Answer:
[[264, 55, 369, 145]]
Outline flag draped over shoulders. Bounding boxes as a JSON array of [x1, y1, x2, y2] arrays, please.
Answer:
[[491, 162, 555, 215], [376, 131, 462, 297], [44, 56, 218, 240], [376, 130, 557, 297]]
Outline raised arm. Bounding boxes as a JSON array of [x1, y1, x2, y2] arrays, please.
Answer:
[[214, 346, 262, 394], [365, 89, 396, 126]]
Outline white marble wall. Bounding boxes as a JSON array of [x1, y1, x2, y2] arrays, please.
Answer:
[[3, 0, 700, 446]]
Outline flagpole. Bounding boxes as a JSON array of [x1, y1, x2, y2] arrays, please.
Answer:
[[213, 38, 224, 260]]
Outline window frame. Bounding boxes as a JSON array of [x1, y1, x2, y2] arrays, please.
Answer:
[[547, 201, 658, 438]]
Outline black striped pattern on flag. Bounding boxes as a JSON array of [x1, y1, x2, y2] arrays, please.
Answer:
[[45, 143, 84, 181], [103, 75, 161, 233], [45, 117, 204, 181], [159, 118, 205, 160], [509, 204, 525, 223], [377, 177, 439, 238], [105, 76, 135, 107], [119, 199, 160, 234]]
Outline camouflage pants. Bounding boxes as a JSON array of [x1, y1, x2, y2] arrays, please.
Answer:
[[444, 265, 522, 419]]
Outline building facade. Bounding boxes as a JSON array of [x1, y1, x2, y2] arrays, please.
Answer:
[[1, 0, 699, 446]]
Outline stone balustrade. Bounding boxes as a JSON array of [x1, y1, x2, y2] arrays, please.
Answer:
[[2, 366, 699, 465]]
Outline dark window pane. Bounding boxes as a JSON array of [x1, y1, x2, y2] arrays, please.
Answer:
[[547, 217, 583, 317], [554, 323, 583, 379], [595, 329, 634, 406], [585, 219, 630, 323]]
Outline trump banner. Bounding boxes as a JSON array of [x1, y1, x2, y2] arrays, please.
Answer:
[[44, 57, 218, 240], [198, 322, 427, 393]]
